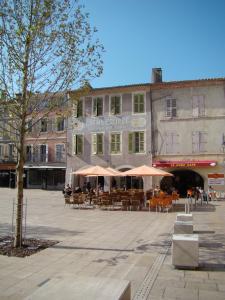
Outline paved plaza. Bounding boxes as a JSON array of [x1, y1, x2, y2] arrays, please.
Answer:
[[0, 188, 225, 299]]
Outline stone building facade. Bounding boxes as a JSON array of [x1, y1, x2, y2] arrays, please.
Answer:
[[66, 84, 153, 190], [66, 70, 225, 195]]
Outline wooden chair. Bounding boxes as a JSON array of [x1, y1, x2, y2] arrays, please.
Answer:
[[159, 196, 173, 213], [148, 197, 159, 212], [64, 195, 72, 207]]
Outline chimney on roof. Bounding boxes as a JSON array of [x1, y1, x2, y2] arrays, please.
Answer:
[[151, 68, 162, 83]]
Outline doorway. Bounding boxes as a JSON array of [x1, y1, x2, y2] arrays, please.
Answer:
[[160, 169, 204, 197]]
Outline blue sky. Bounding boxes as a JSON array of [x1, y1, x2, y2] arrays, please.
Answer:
[[83, 0, 225, 88]]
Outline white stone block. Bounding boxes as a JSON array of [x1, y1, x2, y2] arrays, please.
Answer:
[[174, 220, 193, 234], [176, 213, 193, 222], [172, 234, 199, 268]]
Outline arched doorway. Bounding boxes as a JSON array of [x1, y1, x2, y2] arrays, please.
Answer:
[[160, 169, 204, 197]]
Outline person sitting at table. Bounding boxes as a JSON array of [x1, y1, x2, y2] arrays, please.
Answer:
[[74, 186, 82, 193], [63, 184, 72, 196]]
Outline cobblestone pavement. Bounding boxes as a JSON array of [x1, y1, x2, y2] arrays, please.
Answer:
[[0, 188, 225, 299]]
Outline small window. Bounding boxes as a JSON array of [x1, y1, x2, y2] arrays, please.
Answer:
[[133, 93, 145, 113], [40, 118, 48, 132], [165, 132, 179, 154], [93, 97, 103, 116], [110, 96, 121, 115], [128, 131, 145, 153], [166, 98, 177, 118], [192, 131, 207, 153], [73, 135, 83, 155], [26, 145, 32, 162], [111, 133, 121, 154], [92, 133, 103, 154], [39, 144, 48, 162], [27, 119, 32, 133], [73, 100, 83, 118], [56, 117, 65, 131], [192, 95, 205, 117], [56, 144, 65, 161]]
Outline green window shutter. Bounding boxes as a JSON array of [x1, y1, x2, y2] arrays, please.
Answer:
[[93, 98, 97, 116], [115, 134, 121, 152], [128, 133, 133, 153], [115, 96, 120, 114], [76, 135, 83, 154], [134, 95, 138, 113], [92, 134, 97, 154], [139, 132, 145, 152], [97, 98, 103, 116], [111, 134, 115, 153], [77, 100, 83, 117], [111, 97, 115, 114], [97, 134, 103, 154], [139, 95, 144, 113]]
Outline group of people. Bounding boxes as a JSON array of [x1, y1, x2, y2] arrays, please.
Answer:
[[63, 181, 103, 197], [187, 186, 216, 202]]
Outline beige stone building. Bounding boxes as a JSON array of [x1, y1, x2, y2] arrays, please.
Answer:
[[151, 74, 225, 196], [66, 69, 225, 196]]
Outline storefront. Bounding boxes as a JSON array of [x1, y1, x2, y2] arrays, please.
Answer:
[[24, 166, 66, 190], [153, 160, 219, 197], [0, 163, 16, 188]]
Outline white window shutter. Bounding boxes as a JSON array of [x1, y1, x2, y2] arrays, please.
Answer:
[[192, 96, 199, 117], [46, 144, 48, 162]]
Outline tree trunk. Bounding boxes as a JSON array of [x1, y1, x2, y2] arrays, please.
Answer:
[[14, 129, 25, 247]]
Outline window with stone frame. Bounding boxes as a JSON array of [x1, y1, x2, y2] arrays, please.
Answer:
[[110, 133, 121, 154], [165, 131, 179, 154], [192, 95, 205, 117], [55, 144, 65, 161], [73, 134, 83, 155], [56, 117, 65, 131], [92, 133, 103, 154], [133, 93, 145, 114], [40, 118, 48, 132], [93, 97, 103, 116], [165, 98, 177, 118], [192, 131, 207, 153], [110, 96, 121, 115], [26, 145, 33, 162], [73, 99, 83, 118], [128, 131, 145, 153]]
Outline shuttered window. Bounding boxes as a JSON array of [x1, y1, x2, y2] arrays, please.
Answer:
[[93, 97, 103, 116], [73, 100, 83, 118], [92, 133, 103, 154], [110, 96, 121, 115], [133, 94, 145, 113], [41, 118, 48, 132], [166, 98, 177, 117], [192, 95, 205, 117], [128, 131, 145, 153], [56, 144, 65, 161], [165, 132, 179, 154], [192, 131, 207, 153], [73, 135, 83, 155], [111, 133, 121, 154], [26, 145, 33, 162], [56, 117, 65, 131]]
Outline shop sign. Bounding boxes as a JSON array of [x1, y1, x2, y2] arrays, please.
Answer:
[[153, 160, 217, 168], [208, 173, 225, 185]]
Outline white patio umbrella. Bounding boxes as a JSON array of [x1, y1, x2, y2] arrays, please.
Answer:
[[72, 165, 123, 195]]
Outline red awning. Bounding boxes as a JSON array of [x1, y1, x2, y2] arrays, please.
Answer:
[[153, 160, 217, 168]]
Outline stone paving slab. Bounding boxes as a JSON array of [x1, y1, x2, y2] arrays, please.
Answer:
[[0, 189, 225, 299]]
